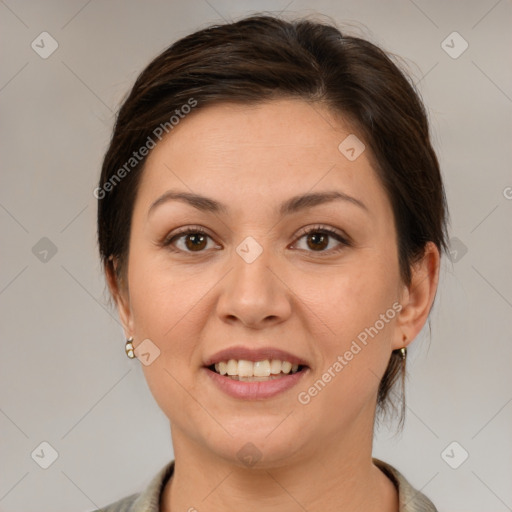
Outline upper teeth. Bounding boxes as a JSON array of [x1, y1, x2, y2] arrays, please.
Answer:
[[214, 359, 300, 377]]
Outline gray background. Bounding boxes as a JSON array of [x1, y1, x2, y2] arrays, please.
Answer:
[[1, 1, 511, 511]]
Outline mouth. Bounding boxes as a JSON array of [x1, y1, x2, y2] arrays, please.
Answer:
[[202, 346, 310, 399], [206, 359, 308, 381]]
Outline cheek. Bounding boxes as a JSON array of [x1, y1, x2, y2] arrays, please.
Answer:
[[298, 250, 399, 403], [311, 254, 398, 343], [128, 246, 202, 339], [125, 252, 202, 407], [128, 259, 208, 432]]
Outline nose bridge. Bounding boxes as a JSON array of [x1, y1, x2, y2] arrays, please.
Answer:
[[217, 234, 291, 327], [232, 234, 276, 300]]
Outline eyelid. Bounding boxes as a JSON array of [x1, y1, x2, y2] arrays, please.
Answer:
[[161, 225, 217, 250], [293, 224, 351, 245], [162, 224, 351, 254], [290, 224, 351, 255], [162, 224, 210, 243]]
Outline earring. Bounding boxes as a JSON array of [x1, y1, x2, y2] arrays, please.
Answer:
[[399, 346, 407, 360], [125, 337, 135, 359]]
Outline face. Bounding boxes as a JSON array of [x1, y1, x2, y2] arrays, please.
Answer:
[[114, 98, 413, 467]]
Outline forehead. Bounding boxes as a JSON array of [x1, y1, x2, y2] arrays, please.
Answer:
[[135, 98, 389, 219]]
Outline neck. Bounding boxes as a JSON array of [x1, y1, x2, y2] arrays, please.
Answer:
[[161, 417, 398, 512]]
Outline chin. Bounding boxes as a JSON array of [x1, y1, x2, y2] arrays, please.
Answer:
[[202, 421, 310, 470]]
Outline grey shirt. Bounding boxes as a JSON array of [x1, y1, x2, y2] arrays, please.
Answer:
[[93, 458, 438, 512]]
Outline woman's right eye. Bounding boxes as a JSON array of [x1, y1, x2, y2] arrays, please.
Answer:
[[163, 228, 219, 253]]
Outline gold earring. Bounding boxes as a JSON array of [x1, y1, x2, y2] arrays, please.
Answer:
[[399, 346, 407, 360], [125, 337, 135, 359]]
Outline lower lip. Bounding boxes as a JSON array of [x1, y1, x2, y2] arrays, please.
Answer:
[[203, 367, 309, 400]]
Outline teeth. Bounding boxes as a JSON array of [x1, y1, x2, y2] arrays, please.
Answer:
[[227, 359, 238, 376], [281, 361, 292, 374], [253, 360, 271, 377], [270, 359, 282, 374], [212, 359, 302, 378], [238, 360, 253, 377]]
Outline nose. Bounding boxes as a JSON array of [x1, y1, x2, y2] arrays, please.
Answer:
[[215, 243, 292, 329]]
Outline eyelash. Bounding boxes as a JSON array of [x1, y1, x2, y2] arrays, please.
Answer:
[[161, 224, 351, 256]]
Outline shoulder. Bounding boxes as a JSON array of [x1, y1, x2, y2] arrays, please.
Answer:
[[90, 460, 175, 512], [373, 458, 438, 512]]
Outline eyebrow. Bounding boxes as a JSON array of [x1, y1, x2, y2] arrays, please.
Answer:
[[147, 189, 369, 218]]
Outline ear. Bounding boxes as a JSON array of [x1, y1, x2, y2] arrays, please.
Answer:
[[105, 257, 135, 339], [393, 241, 441, 350]]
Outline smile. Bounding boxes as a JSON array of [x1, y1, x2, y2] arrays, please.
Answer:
[[209, 359, 303, 381], [204, 361, 309, 400]]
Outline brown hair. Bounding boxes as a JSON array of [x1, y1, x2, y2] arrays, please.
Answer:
[[97, 14, 449, 423]]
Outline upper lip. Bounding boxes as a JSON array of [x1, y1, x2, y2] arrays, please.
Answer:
[[203, 346, 310, 367]]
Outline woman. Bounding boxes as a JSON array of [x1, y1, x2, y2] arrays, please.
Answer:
[[94, 13, 448, 512]]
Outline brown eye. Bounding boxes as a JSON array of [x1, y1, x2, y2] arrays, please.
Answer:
[[293, 226, 350, 255], [163, 228, 218, 253], [306, 232, 329, 251], [184, 232, 208, 251]]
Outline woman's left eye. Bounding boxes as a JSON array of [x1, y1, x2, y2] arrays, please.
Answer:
[[162, 225, 350, 255], [292, 226, 350, 254]]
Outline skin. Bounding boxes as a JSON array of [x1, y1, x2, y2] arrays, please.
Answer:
[[107, 98, 440, 512]]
